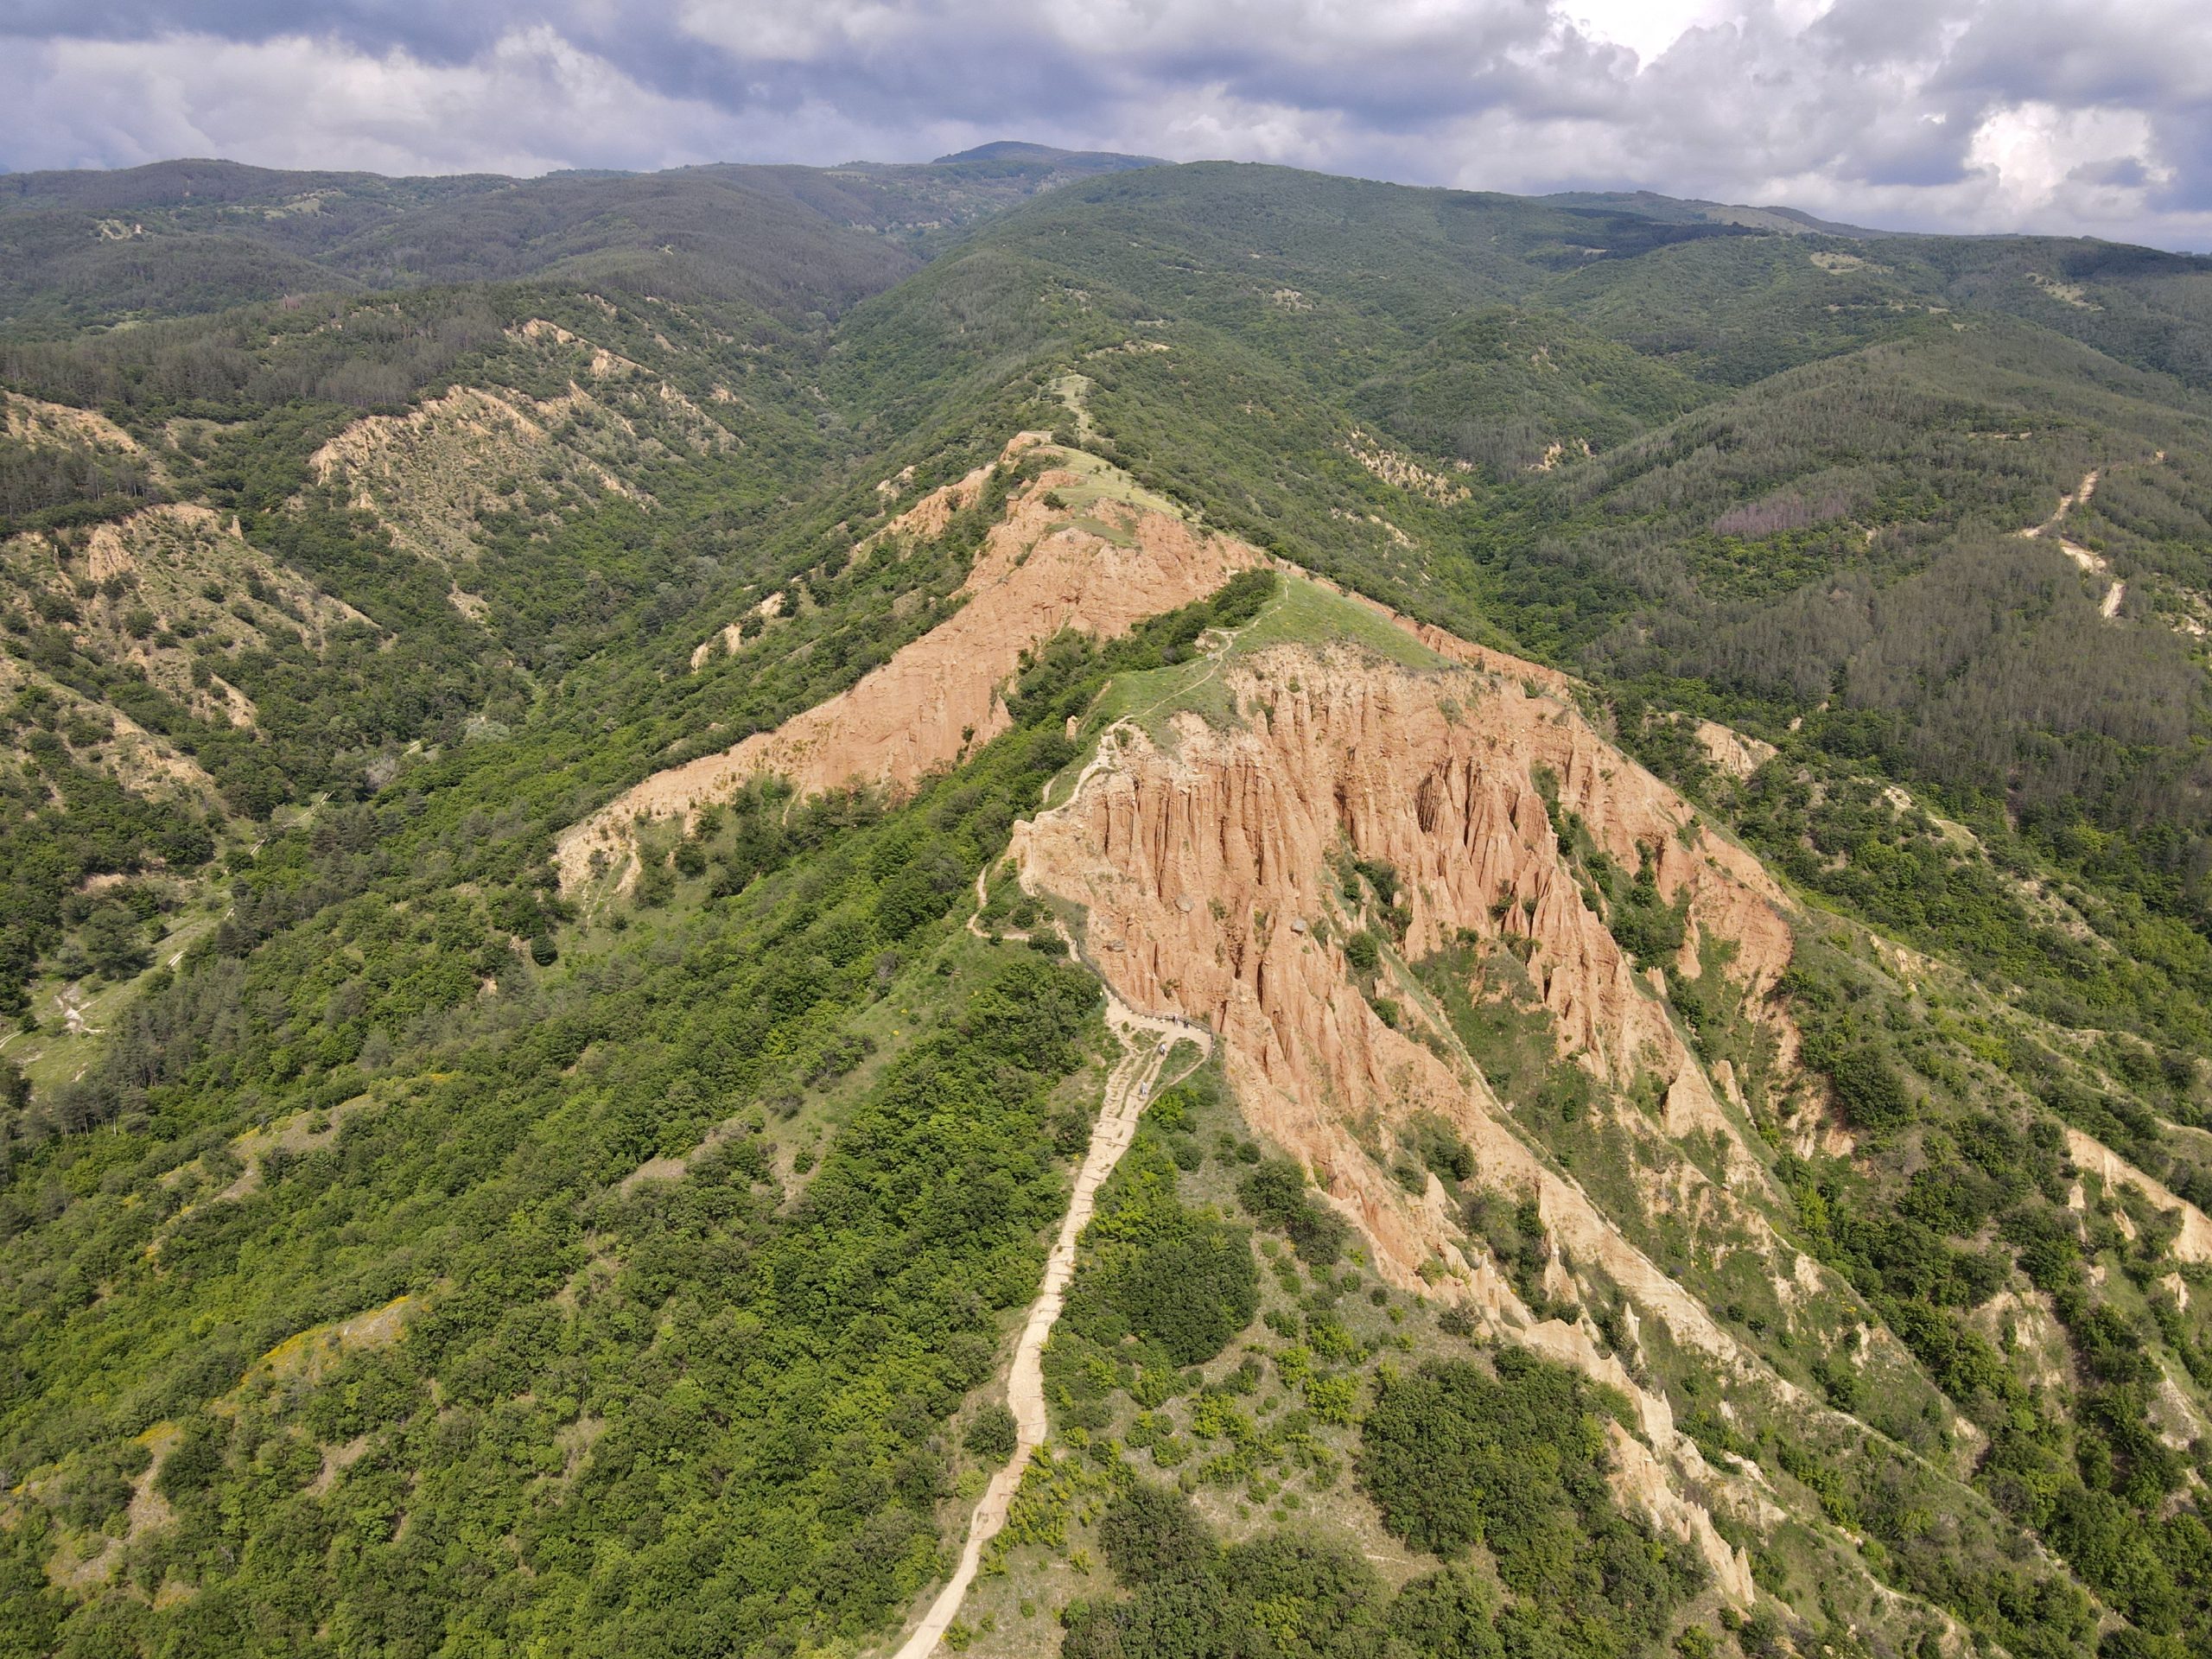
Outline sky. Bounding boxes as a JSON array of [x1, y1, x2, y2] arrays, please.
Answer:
[[2, 0, 2209, 251]]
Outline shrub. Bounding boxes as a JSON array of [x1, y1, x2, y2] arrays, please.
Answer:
[[1359, 1351, 1702, 1641], [1404, 1113, 1474, 1184], [1830, 1046, 1912, 1129], [82, 904, 149, 979], [963, 1403, 1017, 1463], [1097, 1482, 1214, 1587], [1239, 1158, 1351, 1266], [1389, 1562, 1503, 1659], [1066, 1137, 1258, 1366], [1206, 570, 1277, 628]]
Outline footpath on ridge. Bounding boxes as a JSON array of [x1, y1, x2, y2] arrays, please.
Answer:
[[891, 962, 1206, 1658]]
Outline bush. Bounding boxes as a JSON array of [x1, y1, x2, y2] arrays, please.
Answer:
[[1074, 1484, 1395, 1658], [1404, 1113, 1474, 1184], [963, 1403, 1017, 1463], [1206, 569, 1278, 628], [1608, 861, 1688, 969], [1239, 1158, 1351, 1266], [1098, 1482, 1213, 1586], [1343, 931, 1381, 974], [1066, 1136, 1259, 1366], [1359, 1351, 1702, 1646], [82, 904, 149, 979], [1830, 1046, 1912, 1129], [1389, 1562, 1503, 1659]]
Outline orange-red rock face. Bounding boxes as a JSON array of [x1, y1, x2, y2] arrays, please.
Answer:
[[1016, 645, 1794, 1245], [556, 454, 1260, 890], [1017, 645, 1796, 1601], [1014, 639, 1805, 1596]]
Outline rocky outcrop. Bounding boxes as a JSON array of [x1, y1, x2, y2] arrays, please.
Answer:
[[556, 446, 1262, 890], [308, 385, 638, 565], [1695, 719, 1778, 780], [2065, 1128, 2212, 1262], [1343, 429, 1471, 503], [1008, 628, 1821, 1599], [0, 655, 215, 798], [545, 456, 1888, 1597], [304, 320, 732, 571], [1017, 642, 1792, 1160], [3, 503, 368, 741], [3, 391, 149, 462]]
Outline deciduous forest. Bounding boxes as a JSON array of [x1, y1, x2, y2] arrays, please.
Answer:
[[5, 149, 2212, 1659]]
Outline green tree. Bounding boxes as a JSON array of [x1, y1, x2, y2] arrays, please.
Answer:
[[80, 904, 148, 979]]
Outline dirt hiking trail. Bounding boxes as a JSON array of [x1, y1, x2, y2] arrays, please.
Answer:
[[890, 985, 1208, 1658], [2020, 467, 2125, 617]]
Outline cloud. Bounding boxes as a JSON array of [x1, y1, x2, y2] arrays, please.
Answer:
[[1, 0, 2208, 249]]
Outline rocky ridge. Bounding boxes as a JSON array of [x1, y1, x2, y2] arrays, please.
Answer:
[[556, 441, 1262, 890], [1006, 604, 1827, 1598], [1, 501, 375, 793], [303, 318, 734, 587], [548, 453, 2190, 1639]]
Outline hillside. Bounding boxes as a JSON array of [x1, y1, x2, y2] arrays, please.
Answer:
[[3, 156, 2212, 1659], [0, 146, 1162, 334]]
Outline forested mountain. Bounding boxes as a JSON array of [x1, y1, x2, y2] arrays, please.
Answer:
[[6, 150, 2212, 1659], [0, 143, 1160, 333]]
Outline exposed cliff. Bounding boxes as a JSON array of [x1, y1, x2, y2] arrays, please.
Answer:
[[544, 459, 2176, 1645], [556, 442, 1261, 889], [1015, 626, 1800, 1268], [1000, 578, 2050, 1620], [1007, 619, 1820, 1592], [303, 317, 734, 582]]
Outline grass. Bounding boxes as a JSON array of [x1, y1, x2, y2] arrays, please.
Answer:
[[5, 912, 219, 1096], [1051, 371, 1096, 442], [1230, 569, 1446, 670], [1037, 442, 1185, 522], [1042, 568, 1451, 810], [1084, 654, 1236, 753]]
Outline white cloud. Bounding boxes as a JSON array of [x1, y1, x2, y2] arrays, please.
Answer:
[[3, 0, 2209, 249], [1969, 102, 2153, 207], [1567, 0, 1716, 65], [674, 0, 906, 65], [1, 29, 754, 175]]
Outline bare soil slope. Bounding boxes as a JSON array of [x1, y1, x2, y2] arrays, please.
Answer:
[[556, 442, 1262, 889]]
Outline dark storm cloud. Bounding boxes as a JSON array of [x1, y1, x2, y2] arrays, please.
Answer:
[[1, 0, 2207, 249]]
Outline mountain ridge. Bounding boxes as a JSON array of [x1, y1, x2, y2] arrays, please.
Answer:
[[4, 152, 2212, 1659]]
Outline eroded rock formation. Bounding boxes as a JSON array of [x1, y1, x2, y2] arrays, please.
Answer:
[[1016, 640, 1793, 1180], [556, 447, 1260, 889], [1010, 634, 1819, 1598]]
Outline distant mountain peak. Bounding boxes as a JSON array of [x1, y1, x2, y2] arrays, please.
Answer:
[[1542, 186, 1893, 238], [930, 139, 1164, 170]]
